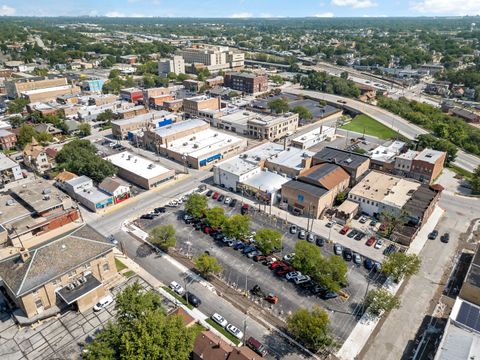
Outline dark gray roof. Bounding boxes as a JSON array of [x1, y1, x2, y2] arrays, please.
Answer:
[[0, 225, 114, 297], [283, 180, 329, 198], [300, 163, 341, 182], [313, 146, 370, 170], [402, 185, 438, 219]]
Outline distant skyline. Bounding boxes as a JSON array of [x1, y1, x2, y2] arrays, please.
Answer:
[[0, 0, 479, 18]]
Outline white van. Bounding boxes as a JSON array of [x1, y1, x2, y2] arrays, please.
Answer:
[[93, 295, 114, 311]]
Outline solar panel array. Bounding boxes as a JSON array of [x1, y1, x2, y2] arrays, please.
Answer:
[[456, 301, 480, 332]]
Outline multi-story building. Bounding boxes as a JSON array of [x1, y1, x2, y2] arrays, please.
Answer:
[[183, 96, 221, 118], [111, 111, 177, 140], [223, 72, 268, 94], [98, 177, 131, 204], [0, 153, 23, 184], [0, 180, 80, 248], [21, 84, 81, 103], [119, 87, 144, 103], [0, 129, 17, 150], [158, 56, 185, 76], [0, 226, 117, 320], [116, 105, 149, 119], [177, 45, 244, 72], [5, 76, 67, 99], [62, 176, 113, 213], [23, 139, 52, 174], [410, 149, 446, 184]]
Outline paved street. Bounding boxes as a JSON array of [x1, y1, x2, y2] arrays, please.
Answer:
[[284, 88, 480, 173]]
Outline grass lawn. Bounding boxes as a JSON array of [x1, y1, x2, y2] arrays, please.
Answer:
[[447, 164, 472, 178], [341, 114, 400, 140], [162, 286, 194, 310], [123, 270, 136, 278], [115, 258, 128, 272], [205, 318, 241, 345]]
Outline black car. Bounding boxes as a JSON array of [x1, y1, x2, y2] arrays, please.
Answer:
[[183, 292, 201, 307], [185, 218, 194, 224], [383, 244, 397, 255], [206, 190, 213, 197], [194, 222, 203, 230], [320, 290, 338, 300], [316, 237, 325, 247], [347, 230, 358, 238], [229, 199, 237, 207], [428, 230, 439, 240], [154, 207, 166, 213], [441, 233, 450, 243], [343, 248, 353, 261], [309, 284, 323, 295], [354, 232, 365, 241], [140, 214, 155, 220], [218, 195, 225, 202]]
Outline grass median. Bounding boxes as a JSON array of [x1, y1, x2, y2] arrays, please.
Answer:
[[205, 318, 241, 345], [341, 114, 400, 140], [162, 286, 194, 310]]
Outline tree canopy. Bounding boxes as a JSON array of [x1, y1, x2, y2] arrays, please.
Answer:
[[205, 207, 226, 230], [268, 98, 290, 114], [149, 224, 176, 251], [184, 194, 208, 219], [365, 288, 400, 316], [223, 214, 250, 240], [381, 252, 421, 282], [287, 306, 333, 351], [55, 139, 117, 183], [300, 71, 361, 98], [83, 282, 199, 360], [194, 253, 222, 278], [291, 105, 312, 120], [254, 228, 282, 254]]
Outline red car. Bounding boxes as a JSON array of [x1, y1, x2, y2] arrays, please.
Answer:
[[212, 192, 219, 200], [340, 225, 350, 235], [270, 261, 286, 269], [366, 236, 376, 246], [203, 226, 212, 234]]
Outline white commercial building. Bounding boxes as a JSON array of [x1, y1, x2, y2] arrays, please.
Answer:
[[291, 125, 336, 149], [0, 153, 23, 183], [177, 45, 244, 72], [158, 56, 185, 76]]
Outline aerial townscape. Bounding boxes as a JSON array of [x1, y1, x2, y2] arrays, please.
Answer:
[[0, 2, 480, 360]]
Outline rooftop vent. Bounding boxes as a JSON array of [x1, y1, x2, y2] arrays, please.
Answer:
[[6, 199, 15, 206], [42, 188, 51, 195]]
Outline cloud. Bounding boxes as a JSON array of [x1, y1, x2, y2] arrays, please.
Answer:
[[230, 12, 252, 18], [105, 11, 125, 17], [0, 5, 15, 16], [315, 12, 334, 17], [331, 0, 377, 8], [411, 0, 480, 15]]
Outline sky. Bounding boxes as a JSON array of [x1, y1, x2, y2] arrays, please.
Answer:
[[0, 0, 479, 18]]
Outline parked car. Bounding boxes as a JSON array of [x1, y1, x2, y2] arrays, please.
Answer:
[[441, 233, 450, 243], [226, 324, 244, 339], [270, 261, 286, 269], [354, 232, 365, 241], [202, 226, 212, 235], [241, 204, 249, 215], [369, 219, 378, 227], [374, 261, 382, 272], [383, 244, 397, 255], [246, 337, 268, 357], [283, 253, 295, 262], [289, 225, 297, 234], [364, 258, 374, 270], [285, 271, 301, 280], [154, 207, 166, 213], [298, 229, 306, 239], [343, 248, 353, 261], [347, 229, 358, 238], [206, 190, 213, 197], [294, 275, 311, 285], [248, 250, 262, 258], [319, 290, 338, 300], [183, 292, 201, 307], [212, 192, 219, 200], [108, 235, 118, 245], [316, 237, 325, 247], [167, 200, 178, 207], [264, 293, 279, 304], [211, 313, 228, 328], [334, 243, 343, 255], [374, 239, 383, 249], [169, 281, 185, 295], [254, 254, 267, 262], [224, 197, 232, 205], [229, 199, 237, 207], [340, 225, 350, 235], [140, 213, 155, 220], [359, 216, 368, 224], [353, 253, 362, 265], [242, 245, 256, 254], [93, 295, 114, 311], [326, 220, 336, 228], [218, 195, 225, 202], [307, 233, 316, 243], [428, 230, 439, 240], [366, 236, 376, 246], [234, 242, 246, 250]]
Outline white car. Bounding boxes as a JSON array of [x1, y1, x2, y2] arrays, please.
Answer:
[[285, 271, 301, 280], [168, 200, 178, 207], [211, 313, 228, 328], [294, 275, 311, 285], [224, 197, 232, 205], [226, 324, 244, 339], [93, 295, 114, 311], [326, 220, 336, 228], [169, 281, 185, 295], [176, 198, 183, 204], [283, 253, 295, 262], [374, 239, 384, 249], [108, 235, 118, 245]]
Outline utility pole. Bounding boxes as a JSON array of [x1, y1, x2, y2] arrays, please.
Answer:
[[243, 317, 248, 345]]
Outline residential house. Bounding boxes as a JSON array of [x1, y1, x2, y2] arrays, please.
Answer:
[[0, 153, 23, 184], [23, 139, 52, 174], [0, 129, 17, 150], [99, 177, 131, 204]]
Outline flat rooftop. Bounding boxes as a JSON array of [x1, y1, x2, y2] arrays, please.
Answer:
[[415, 148, 445, 164], [243, 170, 290, 194], [397, 149, 419, 161], [162, 129, 244, 159], [153, 118, 207, 138], [112, 112, 158, 126], [314, 146, 370, 169], [76, 187, 111, 204], [0, 193, 31, 224], [21, 85, 74, 96], [0, 153, 19, 171], [369, 140, 406, 163], [267, 147, 314, 171], [105, 151, 172, 180], [248, 112, 296, 126], [10, 180, 68, 213], [215, 142, 284, 175], [383, 178, 421, 209], [292, 125, 335, 144]]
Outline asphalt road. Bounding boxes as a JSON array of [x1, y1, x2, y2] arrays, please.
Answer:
[[284, 88, 480, 173]]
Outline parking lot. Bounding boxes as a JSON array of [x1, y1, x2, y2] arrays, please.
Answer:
[[0, 277, 174, 360], [135, 193, 387, 343]]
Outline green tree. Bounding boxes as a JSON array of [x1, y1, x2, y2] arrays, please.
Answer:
[[78, 123, 91, 137], [335, 191, 347, 205], [7, 98, 29, 114], [228, 91, 240, 98], [83, 282, 199, 360], [291, 105, 312, 120], [365, 288, 400, 316], [287, 306, 333, 351], [205, 207, 226, 229], [55, 139, 117, 183], [149, 224, 176, 251], [470, 166, 480, 195], [223, 214, 250, 240], [315, 254, 348, 292], [184, 193, 208, 218], [269, 74, 285, 85], [35, 131, 53, 145], [381, 252, 421, 282], [194, 253, 222, 278], [268, 98, 290, 114], [292, 240, 323, 276], [17, 124, 36, 148], [379, 210, 408, 238], [254, 228, 282, 254]]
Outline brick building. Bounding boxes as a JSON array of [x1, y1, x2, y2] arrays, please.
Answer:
[[224, 72, 268, 94]]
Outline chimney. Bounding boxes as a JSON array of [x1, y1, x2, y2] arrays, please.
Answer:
[[19, 248, 30, 263]]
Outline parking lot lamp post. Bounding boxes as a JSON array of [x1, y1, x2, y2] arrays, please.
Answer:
[[245, 264, 254, 294]]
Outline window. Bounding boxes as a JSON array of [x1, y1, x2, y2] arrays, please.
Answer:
[[35, 299, 43, 309], [102, 263, 110, 272]]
